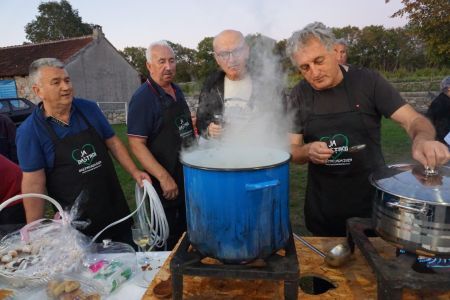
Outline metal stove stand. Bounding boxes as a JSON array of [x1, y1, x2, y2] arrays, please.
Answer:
[[347, 217, 450, 300], [170, 234, 300, 300]]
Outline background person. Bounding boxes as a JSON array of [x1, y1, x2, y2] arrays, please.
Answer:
[[426, 76, 450, 147], [16, 58, 149, 244], [127, 41, 195, 250], [334, 38, 348, 66], [286, 22, 450, 237]]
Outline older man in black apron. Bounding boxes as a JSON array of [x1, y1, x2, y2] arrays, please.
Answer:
[[286, 22, 450, 237], [17, 58, 150, 244], [127, 41, 195, 250]]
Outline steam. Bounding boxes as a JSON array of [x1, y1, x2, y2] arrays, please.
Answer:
[[183, 34, 292, 168]]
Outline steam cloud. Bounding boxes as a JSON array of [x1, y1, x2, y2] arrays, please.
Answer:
[[183, 34, 293, 168]]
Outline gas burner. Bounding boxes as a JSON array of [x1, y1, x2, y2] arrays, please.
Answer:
[[417, 256, 450, 270], [347, 217, 450, 300], [170, 233, 300, 300]]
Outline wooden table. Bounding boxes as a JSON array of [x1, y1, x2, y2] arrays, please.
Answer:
[[142, 237, 450, 299]]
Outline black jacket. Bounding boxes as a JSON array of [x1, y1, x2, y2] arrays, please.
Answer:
[[196, 71, 226, 137]]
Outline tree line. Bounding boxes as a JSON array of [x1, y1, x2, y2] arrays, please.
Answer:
[[25, 0, 450, 84]]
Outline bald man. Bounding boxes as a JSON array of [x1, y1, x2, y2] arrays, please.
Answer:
[[197, 30, 252, 139]]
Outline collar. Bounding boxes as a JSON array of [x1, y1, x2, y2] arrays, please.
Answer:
[[39, 102, 74, 127], [147, 76, 178, 99]]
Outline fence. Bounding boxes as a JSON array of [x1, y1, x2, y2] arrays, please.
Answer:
[[96, 102, 128, 124]]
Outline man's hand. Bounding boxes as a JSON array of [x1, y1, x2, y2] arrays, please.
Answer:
[[412, 139, 450, 170], [308, 141, 334, 164], [159, 173, 178, 200], [132, 170, 152, 188], [207, 122, 223, 138]]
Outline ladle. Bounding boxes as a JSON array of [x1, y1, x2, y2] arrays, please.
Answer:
[[293, 233, 352, 267]]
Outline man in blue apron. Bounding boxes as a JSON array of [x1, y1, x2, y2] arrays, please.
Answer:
[[127, 41, 195, 250], [17, 58, 150, 244], [286, 22, 450, 237]]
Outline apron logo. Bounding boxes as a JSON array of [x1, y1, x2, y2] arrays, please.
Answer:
[[175, 115, 193, 138], [72, 144, 97, 166], [320, 134, 349, 160]]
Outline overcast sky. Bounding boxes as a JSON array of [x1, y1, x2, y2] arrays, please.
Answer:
[[1, 0, 408, 50]]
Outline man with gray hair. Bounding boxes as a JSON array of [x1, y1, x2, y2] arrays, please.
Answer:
[[334, 38, 348, 65], [426, 76, 450, 147], [286, 22, 450, 236], [127, 41, 195, 249], [16, 58, 150, 244]]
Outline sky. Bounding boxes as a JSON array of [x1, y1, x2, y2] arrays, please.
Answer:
[[0, 0, 409, 50]]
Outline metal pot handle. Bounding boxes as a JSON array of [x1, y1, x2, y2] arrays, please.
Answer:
[[245, 179, 280, 191], [386, 201, 428, 215]]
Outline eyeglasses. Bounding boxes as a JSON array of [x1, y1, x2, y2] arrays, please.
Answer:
[[215, 46, 246, 61]]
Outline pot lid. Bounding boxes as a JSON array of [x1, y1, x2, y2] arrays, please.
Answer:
[[370, 164, 450, 205]]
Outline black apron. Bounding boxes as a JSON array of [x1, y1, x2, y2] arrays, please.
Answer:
[[43, 106, 132, 242], [302, 68, 384, 236], [145, 79, 195, 249]]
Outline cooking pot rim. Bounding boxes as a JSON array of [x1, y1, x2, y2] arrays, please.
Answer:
[[181, 154, 291, 171]]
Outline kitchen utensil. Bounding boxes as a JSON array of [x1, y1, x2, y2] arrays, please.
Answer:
[[293, 233, 351, 267], [370, 163, 450, 256], [348, 144, 366, 153], [181, 146, 290, 263]]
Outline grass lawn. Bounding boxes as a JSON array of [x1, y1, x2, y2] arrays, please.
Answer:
[[112, 118, 411, 235]]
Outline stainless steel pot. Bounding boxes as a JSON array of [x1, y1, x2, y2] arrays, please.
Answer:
[[370, 164, 450, 256]]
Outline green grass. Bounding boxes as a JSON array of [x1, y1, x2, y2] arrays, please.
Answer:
[[111, 118, 411, 235]]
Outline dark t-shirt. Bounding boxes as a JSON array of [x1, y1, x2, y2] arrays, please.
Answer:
[[426, 92, 450, 145], [289, 66, 406, 144]]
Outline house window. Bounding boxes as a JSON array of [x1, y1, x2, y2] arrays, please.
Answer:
[[0, 80, 18, 98]]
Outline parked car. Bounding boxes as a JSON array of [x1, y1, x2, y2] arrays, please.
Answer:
[[0, 98, 36, 126]]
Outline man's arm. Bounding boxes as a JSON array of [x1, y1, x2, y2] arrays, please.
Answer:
[[290, 133, 334, 165], [128, 136, 178, 200], [105, 135, 150, 187], [390, 104, 450, 168], [21, 170, 46, 223]]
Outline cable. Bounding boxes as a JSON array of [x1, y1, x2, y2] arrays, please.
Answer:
[[135, 180, 169, 250]]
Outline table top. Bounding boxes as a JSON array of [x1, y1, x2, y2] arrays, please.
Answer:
[[0, 251, 171, 300], [107, 251, 170, 300]]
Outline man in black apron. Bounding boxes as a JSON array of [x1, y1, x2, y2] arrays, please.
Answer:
[[286, 22, 450, 237], [128, 41, 195, 250], [17, 58, 150, 244]]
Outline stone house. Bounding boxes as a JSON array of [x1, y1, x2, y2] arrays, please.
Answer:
[[0, 27, 140, 123]]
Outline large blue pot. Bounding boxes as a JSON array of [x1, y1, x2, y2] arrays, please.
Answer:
[[181, 147, 290, 263]]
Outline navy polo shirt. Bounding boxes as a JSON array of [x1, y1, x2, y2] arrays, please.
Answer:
[[127, 78, 186, 141], [16, 98, 115, 172]]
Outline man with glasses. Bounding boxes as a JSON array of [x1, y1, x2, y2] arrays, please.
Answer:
[[197, 29, 252, 139]]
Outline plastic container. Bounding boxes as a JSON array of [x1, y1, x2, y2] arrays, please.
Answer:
[[82, 239, 136, 294]]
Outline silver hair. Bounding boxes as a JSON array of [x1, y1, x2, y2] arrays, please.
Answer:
[[29, 58, 65, 85], [440, 76, 450, 92], [145, 40, 175, 62], [335, 38, 348, 47], [286, 22, 336, 66]]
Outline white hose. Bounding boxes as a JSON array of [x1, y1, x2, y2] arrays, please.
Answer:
[[135, 180, 169, 250]]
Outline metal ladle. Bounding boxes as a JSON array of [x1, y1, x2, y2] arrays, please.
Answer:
[[293, 233, 352, 267]]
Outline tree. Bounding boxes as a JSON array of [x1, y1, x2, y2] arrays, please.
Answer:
[[195, 37, 217, 82], [120, 47, 148, 77], [392, 0, 450, 66], [167, 41, 198, 82], [25, 0, 92, 43]]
